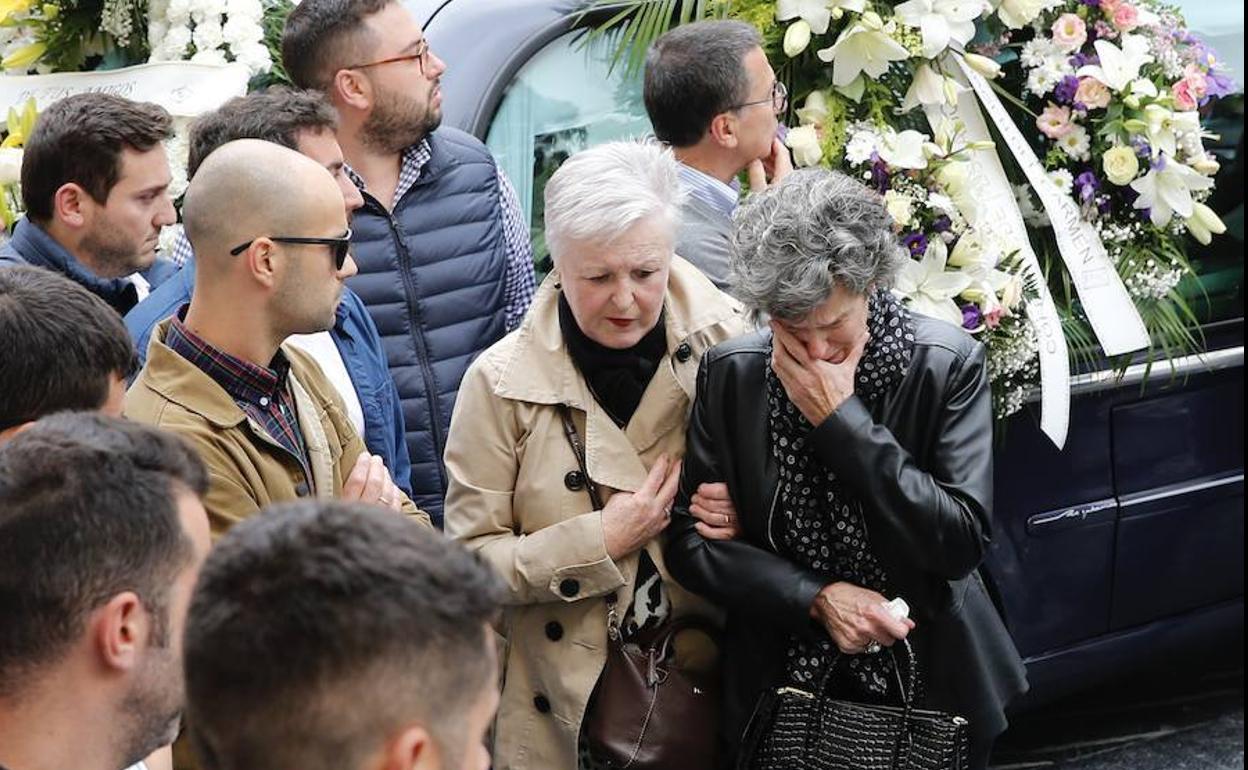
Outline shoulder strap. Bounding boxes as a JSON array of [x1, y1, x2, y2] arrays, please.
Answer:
[[557, 404, 604, 510]]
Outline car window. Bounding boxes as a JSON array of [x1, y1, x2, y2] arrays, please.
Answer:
[[486, 30, 650, 270]]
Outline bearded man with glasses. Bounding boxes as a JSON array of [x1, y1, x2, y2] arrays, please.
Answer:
[[126, 139, 430, 534], [644, 20, 794, 290], [281, 0, 538, 528]]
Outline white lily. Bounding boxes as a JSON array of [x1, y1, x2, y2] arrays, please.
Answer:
[[894, 239, 973, 327], [1129, 155, 1214, 227], [1142, 104, 1201, 159], [894, 0, 982, 59], [878, 128, 930, 169], [777, 0, 833, 34], [1122, 77, 1159, 108], [1183, 201, 1227, 245], [783, 20, 813, 57], [1076, 34, 1153, 92], [996, 0, 1050, 30], [901, 62, 955, 111], [835, 74, 867, 102], [785, 125, 824, 167], [816, 11, 911, 87], [796, 89, 830, 126]]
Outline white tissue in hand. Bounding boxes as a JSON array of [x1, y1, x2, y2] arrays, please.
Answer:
[[882, 597, 910, 621]]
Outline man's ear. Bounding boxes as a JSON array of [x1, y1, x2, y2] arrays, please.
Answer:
[[52, 183, 93, 229], [378, 722, 436, 770], [243, 238, 280, 290], [707, 112, 740, 150], [92, 591, 148, 673], [333, 68, 373, 113]]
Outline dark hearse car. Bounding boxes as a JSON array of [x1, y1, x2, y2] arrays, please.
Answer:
[[409, 0, 1245, 709]]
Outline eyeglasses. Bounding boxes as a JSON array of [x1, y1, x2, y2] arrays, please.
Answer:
[[229, 229, 353, 271], [730, 80, 788, 115], [346, 39, 431, 73]]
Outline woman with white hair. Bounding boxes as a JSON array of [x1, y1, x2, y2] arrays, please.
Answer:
[[443, 140, 749, 770], [664, 168, 1028, 770]]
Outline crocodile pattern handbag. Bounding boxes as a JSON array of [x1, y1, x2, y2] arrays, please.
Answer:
[[739, 640, 969, 770]]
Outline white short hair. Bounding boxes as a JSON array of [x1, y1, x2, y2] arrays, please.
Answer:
[[543, 140, 685, 263]]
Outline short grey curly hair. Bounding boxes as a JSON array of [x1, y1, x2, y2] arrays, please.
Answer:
[[730, 168, 908, 321]]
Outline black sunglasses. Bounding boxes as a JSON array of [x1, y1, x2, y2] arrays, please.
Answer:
[[229, 228, 353, 270]]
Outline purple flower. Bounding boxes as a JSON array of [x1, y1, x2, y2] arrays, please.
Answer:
[[1075, 170, 1100, 203], [870, 153, 891, 193], [1070, 51, 1098, 68], [1079, 0, 1100, 5], [1131, 137, 1151, 158], [1206, 69, 1237, 99], [961, 304, 983, 330], [932, 215, 952, 233], [1151, 153, 1168, 172], [1054, 75, 1080, 105], [901, 232, 928, 257]]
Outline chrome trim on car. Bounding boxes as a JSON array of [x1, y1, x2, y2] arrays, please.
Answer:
[[1025, 346, 1244, 403], [1119, 473, 1245, 508], [1027, 499, 1117, 534]]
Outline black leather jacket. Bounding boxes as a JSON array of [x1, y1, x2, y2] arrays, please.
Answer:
[[665, 318, 1027, 761]]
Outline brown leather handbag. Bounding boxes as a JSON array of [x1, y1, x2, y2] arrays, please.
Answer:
[[557, 405, 721, 770]]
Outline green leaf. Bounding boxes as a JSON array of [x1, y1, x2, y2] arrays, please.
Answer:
[[578, 0, 717, 77]]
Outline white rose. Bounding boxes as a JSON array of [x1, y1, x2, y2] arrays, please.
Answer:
[[222, 15, 263, 47], [784, 125, 823, 167], [225, 0, 264, 21], [883, 190, 915, 227], [166, 0, 193, 24], [190, 46, 229, 65], [0, 147, 23, 185], [160, 25, 193, 59], [233, 42, 273, 75], [193, 20, 225, 51], [1101, 146, 1140, 186]]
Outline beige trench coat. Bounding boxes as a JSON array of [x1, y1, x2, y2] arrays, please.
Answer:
[[444, 256, 750, 770]]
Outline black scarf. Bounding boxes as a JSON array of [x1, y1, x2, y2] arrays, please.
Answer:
[[558, 293, 668, 428], [768, 288, 917, 698]]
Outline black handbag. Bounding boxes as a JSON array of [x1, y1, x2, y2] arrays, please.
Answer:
[[557, 405, 720, 770], [738, 639, 969, 770]]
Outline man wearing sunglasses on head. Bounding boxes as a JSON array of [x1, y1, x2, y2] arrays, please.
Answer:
[[644, 20, 794, 291], [126, 139, 430, 535]]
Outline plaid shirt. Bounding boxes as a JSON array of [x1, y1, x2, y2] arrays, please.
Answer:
[[165, 313, 312, 490], [346, 138, 537, 331]]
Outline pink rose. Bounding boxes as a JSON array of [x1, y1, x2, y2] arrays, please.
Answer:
[[1173, 79, 1197, 111], [1051, 14, 1088, 51], [1037, 103, 1074, 139], [1074, 77, 1112, 110], [1099, 0, 1122, 14], [984, 307, 1006, 329], [1112, 3, 1139, 31], [1182, 65, 1209, 100]]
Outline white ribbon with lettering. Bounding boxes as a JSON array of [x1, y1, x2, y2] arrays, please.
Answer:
[[952, 55, 1149, 358], [0, 61, 250, 118], [924, 84, 1071, 446]]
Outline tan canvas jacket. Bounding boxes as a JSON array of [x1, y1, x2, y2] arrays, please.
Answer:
[[126, 318, 429, 535]]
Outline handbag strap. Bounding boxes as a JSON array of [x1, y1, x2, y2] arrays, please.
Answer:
[[558, 404, 604, 510]]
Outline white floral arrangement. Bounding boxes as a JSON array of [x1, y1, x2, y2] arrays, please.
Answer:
[[148, 0, 273, 76]]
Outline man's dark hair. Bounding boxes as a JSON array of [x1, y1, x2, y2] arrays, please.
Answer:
[[0, 266, 137, 431], [184, 501, 503, 770], [20, 92, 173, 223], [187, 88, 340, 179], [644, 20, 763, 147], [0, 413, 208, 696], [281, 0, 393, 92]]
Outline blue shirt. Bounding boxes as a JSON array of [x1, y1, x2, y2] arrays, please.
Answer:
[[124, 258, 414, 496]]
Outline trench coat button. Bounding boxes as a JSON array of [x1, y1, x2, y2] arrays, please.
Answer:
[[294, 481, 310, 497], [564, 470, 585, 491], [559, 578, 580, 598], [534, 694, 552, 713], [675, 342, 693, 362], [545, 621, 564, 641]]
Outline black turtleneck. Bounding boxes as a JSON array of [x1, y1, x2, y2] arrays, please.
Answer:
[[558, 293, 667, 427]]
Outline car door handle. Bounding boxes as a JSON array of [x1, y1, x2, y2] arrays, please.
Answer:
[[1027, 499, 1118, 535]]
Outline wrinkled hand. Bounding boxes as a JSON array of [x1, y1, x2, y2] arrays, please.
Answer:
[[341, 453, 404, 512], [770, 322, 869, 427], [810, 582, 916, 654], [602, 454, 682, 561], [689, 482, 742, 540], [746, 136, 794, 192]]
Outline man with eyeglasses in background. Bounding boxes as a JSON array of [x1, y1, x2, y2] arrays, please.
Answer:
[[281, 0, 537, 527], [644, 21, 794, 290], [126, 139, 430, 534]]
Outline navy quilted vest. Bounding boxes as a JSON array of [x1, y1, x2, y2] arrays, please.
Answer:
[[347, 127, 509, 525]]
